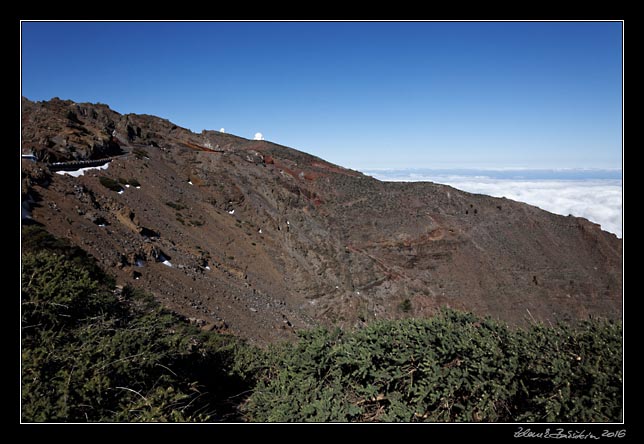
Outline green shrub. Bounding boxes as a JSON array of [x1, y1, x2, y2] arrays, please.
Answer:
[[132, 147, 149, 160], [243, 310, 622, 422], [166, 201, 187, 211], [398, 298, 412, 313], [116, 178, 140, 187], [512, 321, 623, 422], [21, 229, 258, 422], [99, 176, 123, 192]]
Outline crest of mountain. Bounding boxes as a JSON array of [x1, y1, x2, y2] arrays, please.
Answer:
[[21, 97, 622, 344]]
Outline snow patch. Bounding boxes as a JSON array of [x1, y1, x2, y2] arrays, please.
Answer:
[[258, 228, 262, 234], [55, 162, 110, 177], [228, 209, 235, 215], [205, 265, 211, 271], [162, 260, 173, 267], [188, 181, 193, 186], [118, 190, 124, 195]]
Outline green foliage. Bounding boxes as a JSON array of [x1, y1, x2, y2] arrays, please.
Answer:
[[166, 201, 187, 211], [243, 310, 622, 423], [119, 177, 141, 187], [132, 147, 149, 160], [398, 298, 412, 313], [99, 176, 123, 192], [21, 229, 259, 422], [512, 321, 623, 422]]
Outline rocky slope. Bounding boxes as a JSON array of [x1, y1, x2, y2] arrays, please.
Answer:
[[21, 97, 623, 344]]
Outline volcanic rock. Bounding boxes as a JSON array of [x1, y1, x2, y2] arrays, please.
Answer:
[[21, 97, 623, 345]]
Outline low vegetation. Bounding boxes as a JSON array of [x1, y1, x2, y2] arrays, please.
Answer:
[[21, 226, 258, 422], [118, 177, 141, 187], [21, 226, 623, 422], [166, 201, 187, 211], [132, 147, 149, 160], [98, 176, 123, 192], [244, 312, 622, 422]]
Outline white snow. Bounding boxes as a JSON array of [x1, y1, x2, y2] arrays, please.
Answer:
[[253, 132, 264, 141], [125, 184, 130, 188], [205, 265, 211, 271], [228, 209, 235, 215], [118, 190, 124, 195], [136, 186, 141, 189], [286, 220, 290, 225], [188, 181, 193, 185], [258, 228, 262, 234], [162, 260, 173, 267], [98, 224, 106, 228], [55, 162, 110, 177]]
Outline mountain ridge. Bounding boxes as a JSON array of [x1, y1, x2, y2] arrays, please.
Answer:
[[21, 97, 622, 344]]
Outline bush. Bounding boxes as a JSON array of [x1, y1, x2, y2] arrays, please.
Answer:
[[119, 178, 140, 187], [398, 298, 412, 313], [21, 229, 258, 422], [132, 147, 149, 160], [99, 176, 123, 192], [512, 321, 623, 422], [243, 310, 622, 422], [166, 201, 187, 211]]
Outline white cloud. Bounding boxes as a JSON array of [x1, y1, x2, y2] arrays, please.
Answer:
[[253, 132, 264, 141], [366, 170, 622, 238]]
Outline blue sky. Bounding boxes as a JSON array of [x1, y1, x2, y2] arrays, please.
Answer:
[[21, 21, 623, 170]]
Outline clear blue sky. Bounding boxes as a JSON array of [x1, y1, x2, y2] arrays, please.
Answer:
[[21, 21, 623, 170]]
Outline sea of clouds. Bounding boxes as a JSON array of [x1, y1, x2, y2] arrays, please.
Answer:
[[362, 169, 622, 238]]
